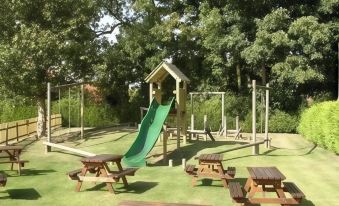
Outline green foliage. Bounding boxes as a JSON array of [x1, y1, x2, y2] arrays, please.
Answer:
[[269, 110, 298, 133], [53, 98, 120, 128], [187, 92, 250, 131], [241, 109, 298, 133], [298, 101, 339, 154], [0, 101, 36, 123]]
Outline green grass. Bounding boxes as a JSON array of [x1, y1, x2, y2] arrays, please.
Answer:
[[1, 128, 338, 206]]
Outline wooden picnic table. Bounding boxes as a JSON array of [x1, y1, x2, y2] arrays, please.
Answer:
[[185, 154, 235, 188], [0, 145, 28, 175], [67, 154, 137, 193], [234, 167, 305, 205]]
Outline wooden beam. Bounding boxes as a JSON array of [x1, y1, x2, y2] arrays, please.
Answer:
[[190, 92, 225, 95], [42, 141, 96, 157], [51, 82, 90, 90]]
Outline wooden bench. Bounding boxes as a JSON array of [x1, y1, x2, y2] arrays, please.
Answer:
[[0, 160, 29, 167], [229, 182, 247, 204], [283, 182, 305, 202], [67, 169, 82, 180], [119, 200, 211, 206], [110, 168, 138, 179], [185, 164, 197, 175], [225, 167, 236, 178], [0, 173, 7, 187], [67, 167, 137, 181]]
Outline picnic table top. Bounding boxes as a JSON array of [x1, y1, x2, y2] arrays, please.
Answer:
[[0, 145, 24, 151], [81, 154, 123, 163], [247, 167, 286, 181], [197, 154, 223, 162]]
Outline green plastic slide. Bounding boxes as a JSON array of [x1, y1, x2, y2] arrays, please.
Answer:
[[123, 97, 174, 167]]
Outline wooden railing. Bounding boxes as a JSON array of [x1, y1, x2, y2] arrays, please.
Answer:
[[0, 114, 62, 145]]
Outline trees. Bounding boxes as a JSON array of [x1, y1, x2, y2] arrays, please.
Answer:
[[0, 0, 101, 137]]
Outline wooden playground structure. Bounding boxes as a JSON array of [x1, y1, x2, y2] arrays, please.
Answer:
[[145, 61, 190, 148]]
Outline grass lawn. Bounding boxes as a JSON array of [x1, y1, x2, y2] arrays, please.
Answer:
[[0, 127, 338, 206]]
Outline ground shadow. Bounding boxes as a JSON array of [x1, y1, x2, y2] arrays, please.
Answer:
[[3, 169, 56, 177], [0, 188, 41, 200], [262, 144, 318, 157], [150, 140, 248, 166], [77, 132, 134, 148], [300, 199, 316, 206], [118, 181, 158, 194], [20, 169, 56, 176], [84, 181, 158, 194]]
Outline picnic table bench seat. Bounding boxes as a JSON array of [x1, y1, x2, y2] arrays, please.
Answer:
[[119, 200, 211, 206], [229, 182, 248, 204], [0, 160, 29, 167], [283, 182, 305, 201], [185, 164, 197, 175], [225, 166, 236, 178], [185, 164, 236, 179], [0, 173, 7, 187], [67, 167, 138, 181]]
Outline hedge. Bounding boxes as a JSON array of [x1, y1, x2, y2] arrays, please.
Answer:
[[298, 101, 339, 154]]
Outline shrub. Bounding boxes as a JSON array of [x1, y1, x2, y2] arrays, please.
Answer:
[[186, 92, 250, 131], [269, 110, 298, 133], [0, 100, 36, 123], [52, 98, 120, 128], [298, 101, 339, 154], [241, 109, 298, 133]]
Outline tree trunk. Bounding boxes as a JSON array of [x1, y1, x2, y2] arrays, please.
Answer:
[[37, 97, 46, 138], [261, 64, 266, 85], [236, 64, 241, 91]]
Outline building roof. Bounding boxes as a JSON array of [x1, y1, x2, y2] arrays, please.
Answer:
[[145, 61, 190, 83]]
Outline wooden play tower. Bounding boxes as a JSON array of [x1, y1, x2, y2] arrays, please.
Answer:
[[145, 61, 190, 149]]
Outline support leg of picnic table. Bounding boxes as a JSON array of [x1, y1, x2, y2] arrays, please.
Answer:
[[116, 162, 128, 187], [76, 167, 88, 192], [216, 164, 229, 188], [99, 167, 115, 193], [244, 178, 252, 192], [275, 186, 288, 206]]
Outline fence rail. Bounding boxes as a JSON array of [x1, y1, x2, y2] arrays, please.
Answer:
[[0, 114, 62, 145]]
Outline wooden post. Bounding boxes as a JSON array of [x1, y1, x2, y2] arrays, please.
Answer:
[[169, 159, 173, 167], [252, 80, 258, 155], [190, 93, 193, 119], [68, 87, 71, 133], [80, 84, 84, 139], [15, 122, 19, 142], [224, 115, 227, 138], [58, 88, 61, 114], [46, 82, 52, 152], [5, 123, 8, 146], [260, 91, 263, 133], [182, 158, 186, 169], [176, 80, 180, 149], [182, 82, 187, 144], [221, 92, 225, 131], [204, 115, 207, 141], [190, 114, 194, 140], [236, 116, 239, 132], [140, 108, 143, 122], [149, 83, 153, 105], [163, 125, 168, 163], [265, 83, 270, 148], [26, 120, 29, 137]]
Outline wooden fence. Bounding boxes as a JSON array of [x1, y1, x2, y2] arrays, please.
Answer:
[[0, 114, 62, 145]]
